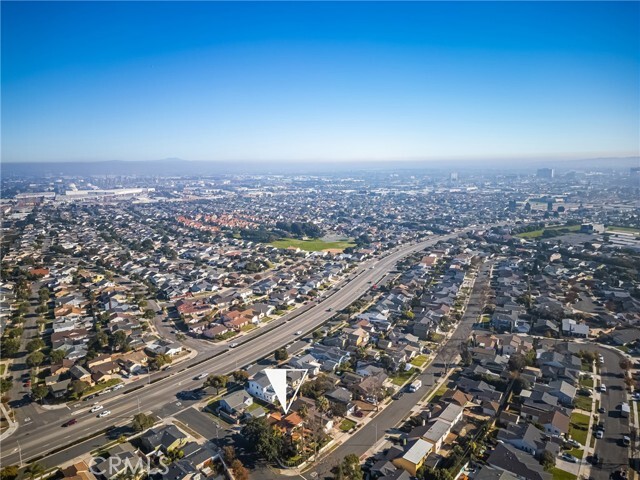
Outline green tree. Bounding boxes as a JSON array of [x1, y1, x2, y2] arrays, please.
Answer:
[[274, 347, 288, 361], [143, 309, 155, 319], [333, 454, 363, 480], [232, 370, 250, 384], [69, 380, 89, 397], [31, 384, 48, 402], [242, 417, 283, 462], [539, 450, 555, 470], [50, 349, 66, 363], [27, 351, 45, 368], [0, 378, 13, 394], [25, 462, 45, 480], [315, 396, 330, 413], [0, 338, 20, 357], [149, 354, 172, 371], [111, 330, 129, 351], [507, 353, 526, 372], [132, 412, 155, 432], [26, 338, 45, 353], [205, 374, 228, 394], [0, 466, 19, 480]]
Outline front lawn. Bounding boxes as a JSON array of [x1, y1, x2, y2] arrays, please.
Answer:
[[549, 468, 577, 480], [339, 419, 357, 432], [411, 355, 429, 368], [565, 448, 583, 459], [241, 324, 257, 332], [428, 383, 449, 403], [579, 376, 594, 388], [0, 364, 5, 375], [568, 412, 590, 445], [390, 369, 415, 386], [574, 395, 592, 412]]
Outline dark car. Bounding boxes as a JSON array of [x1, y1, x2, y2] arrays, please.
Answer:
[[62, 418, 78, 427], [392, 392, 403, 400]]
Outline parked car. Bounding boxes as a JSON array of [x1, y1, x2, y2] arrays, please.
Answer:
[[561, 454, 578, 463], [595, 430, 604, 439], [599, 384, 607, 393], [566, 438, 580, 448], [598, 406, 606, 413]]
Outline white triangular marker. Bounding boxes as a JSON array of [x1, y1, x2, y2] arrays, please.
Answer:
[[264, 368, 308, 414]]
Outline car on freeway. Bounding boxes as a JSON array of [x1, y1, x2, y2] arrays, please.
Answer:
[[326, 307, 332, 312], [194, 372, 208, 380], [98, 410, 111, 418], [113, 384, 124, 391], [229, 343, 238, 348], [62, 419, 78, 427], [90, 405, 103, 413], [295, 330, 302, 335], [561, 454, 578, 463]]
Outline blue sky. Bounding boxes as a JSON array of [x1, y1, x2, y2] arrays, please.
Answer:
[[2, 1, 639, 163]]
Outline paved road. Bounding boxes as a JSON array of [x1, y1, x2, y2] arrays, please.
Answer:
[[575, 344, 631, 479], [305, 259, 495, 479], [1, 229, 468, 467]]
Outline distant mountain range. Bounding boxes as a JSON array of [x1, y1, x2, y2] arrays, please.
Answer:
[[1, 156, 638, 177]]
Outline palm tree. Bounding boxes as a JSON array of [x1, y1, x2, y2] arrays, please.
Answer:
[[25, 462, 45, 480]]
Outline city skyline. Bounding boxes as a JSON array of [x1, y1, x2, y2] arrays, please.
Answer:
[[2, 1, 639, 164]]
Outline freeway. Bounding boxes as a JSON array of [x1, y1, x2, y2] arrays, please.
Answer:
[[1, 229, 466, 467]]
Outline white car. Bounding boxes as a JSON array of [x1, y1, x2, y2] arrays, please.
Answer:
[[90, 405, 104, 413], [595, 430, 604, 439], [112, 384, 124, 391], [295, 330, 302, 335], [229, 343, 238, 348], [195, 373, 208, 380], [600, 384, 607, 393], [98, 410, 111, 418]]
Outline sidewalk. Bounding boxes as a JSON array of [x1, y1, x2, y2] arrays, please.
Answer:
[[0, 401, 18, 441]]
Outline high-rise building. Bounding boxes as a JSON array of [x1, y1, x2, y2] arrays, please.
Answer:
[[449, 172, 459, 181], [537, 168, 554, 179]]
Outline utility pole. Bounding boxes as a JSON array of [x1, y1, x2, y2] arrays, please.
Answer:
[[17, 440, 23, 467]]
